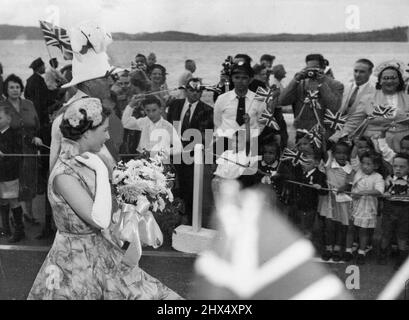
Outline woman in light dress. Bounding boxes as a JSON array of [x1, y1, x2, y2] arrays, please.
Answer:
[[28, 97, 180, 300]]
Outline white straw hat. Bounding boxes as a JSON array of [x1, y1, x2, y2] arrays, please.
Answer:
[[62, 21, 122, 88]]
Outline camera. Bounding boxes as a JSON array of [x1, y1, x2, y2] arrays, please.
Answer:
[[306, 68, 321, 79], [221, 55, 234, 76]]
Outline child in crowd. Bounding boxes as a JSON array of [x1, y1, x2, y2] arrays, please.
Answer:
[[255, 142, 280, 185], [377, 133, 409, 164], [121, 96, 183, 158], [319, 141, 354, 262], [212, 130, 259, 193], [344, 151, 385, 264], [276, 134, 317, 222], [378, 153, 409, 269], [0, 105, 24, 242], [294, 151, 328, 239], [350, 136, 374, 171]]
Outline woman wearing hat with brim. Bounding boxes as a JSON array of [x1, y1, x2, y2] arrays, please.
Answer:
[[330, 60, 409, 151], [28, 97, 181, 300]]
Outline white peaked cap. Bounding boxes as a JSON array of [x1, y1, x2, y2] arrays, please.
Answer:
[[62, 20, 122, 88]]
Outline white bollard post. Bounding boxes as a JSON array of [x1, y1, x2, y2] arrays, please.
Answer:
[[192, 144, 204, 232]]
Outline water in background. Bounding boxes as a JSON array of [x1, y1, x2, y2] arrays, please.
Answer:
[[1, 40, 409, 102]]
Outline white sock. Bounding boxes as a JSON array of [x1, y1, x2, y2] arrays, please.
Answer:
[[358, 249, 366, 255]]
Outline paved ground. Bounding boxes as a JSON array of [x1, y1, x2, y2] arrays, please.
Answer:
[[0, 246, 405, 300]]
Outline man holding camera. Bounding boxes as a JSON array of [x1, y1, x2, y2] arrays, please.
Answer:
[[279, 54, 344, 133]]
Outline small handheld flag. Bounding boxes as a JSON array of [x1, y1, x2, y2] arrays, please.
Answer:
[[309, 125, 323, 149], [280, 148, 309, 166], [39, 20, 73, 55], [255, 87, 275, 104], [303, 90, 321, 110], [372, 105, 396, 119], [324, 110, 347, 131], [259, 109, 280, 131]]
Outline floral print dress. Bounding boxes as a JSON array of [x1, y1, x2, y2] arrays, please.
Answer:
[[28, 139, 181, 300]]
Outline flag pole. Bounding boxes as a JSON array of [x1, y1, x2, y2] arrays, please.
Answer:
[[39, 21, 53, 61]]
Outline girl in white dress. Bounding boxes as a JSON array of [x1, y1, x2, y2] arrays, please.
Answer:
[[344, 151, 385, 265]]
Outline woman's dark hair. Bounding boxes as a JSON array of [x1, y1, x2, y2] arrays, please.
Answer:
[[60, 100, 111, 141], [149, 64, 166, 76], [375, 66, 405, 91], [149, 64, 167, 83], [3, 74, 24, 97]]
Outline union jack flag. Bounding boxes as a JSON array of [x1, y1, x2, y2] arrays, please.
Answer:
[[303, 90, 321, 110], [309, 125, 323, 149], [39, 20, 72, 53], [323, 110, 347, 131], [254, 87, 275, 104], [372, 105, 396, 119], [259, 109, 280, 131], [280, 148, 309, 166]]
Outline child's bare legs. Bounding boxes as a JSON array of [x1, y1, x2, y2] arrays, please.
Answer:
[[322, 218, 335, 261], [344, 221, 355, 261], [356, 227, 369, 264], [333, 222, 347, 262]]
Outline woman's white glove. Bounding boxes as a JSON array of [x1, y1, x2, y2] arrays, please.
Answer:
[[75, 152, 108, 174], [75, 152, 112, 229]]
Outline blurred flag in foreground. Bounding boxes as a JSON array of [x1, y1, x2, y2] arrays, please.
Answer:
[[191, 181, 351, 300]]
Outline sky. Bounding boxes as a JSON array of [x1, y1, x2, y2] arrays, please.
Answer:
[[0, 0, 408, 35]]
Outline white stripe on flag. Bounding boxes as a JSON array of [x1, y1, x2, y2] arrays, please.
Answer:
[[195, 239, 315, 298], [290, 274, 345, 300]]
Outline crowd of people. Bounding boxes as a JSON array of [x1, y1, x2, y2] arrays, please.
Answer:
[[1, 44, 409, 275]]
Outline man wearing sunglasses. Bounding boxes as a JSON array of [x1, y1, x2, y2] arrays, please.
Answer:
[[167, 78, 214, 224]]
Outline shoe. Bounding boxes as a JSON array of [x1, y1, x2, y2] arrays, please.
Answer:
[[332, 251, 342, 262], [23, 214, 40, 226], [343, 252, 354, 262], [365, 245, 373, 255], [322, 250, 332, 261], [357, 253, 366, 265]]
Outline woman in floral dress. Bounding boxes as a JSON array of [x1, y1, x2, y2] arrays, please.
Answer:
[[28, 97, 180, 300]]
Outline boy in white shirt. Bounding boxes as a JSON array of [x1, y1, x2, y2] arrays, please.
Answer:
[[122, 95, 183, 158]]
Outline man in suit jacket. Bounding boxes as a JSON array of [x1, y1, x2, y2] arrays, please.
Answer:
[[167, 78, 214, 223], [279, 54, 344, 136], [329, 59, 376, 142]]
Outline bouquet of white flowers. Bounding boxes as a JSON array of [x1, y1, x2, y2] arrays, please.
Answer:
[[110, 151, 175, 266]]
